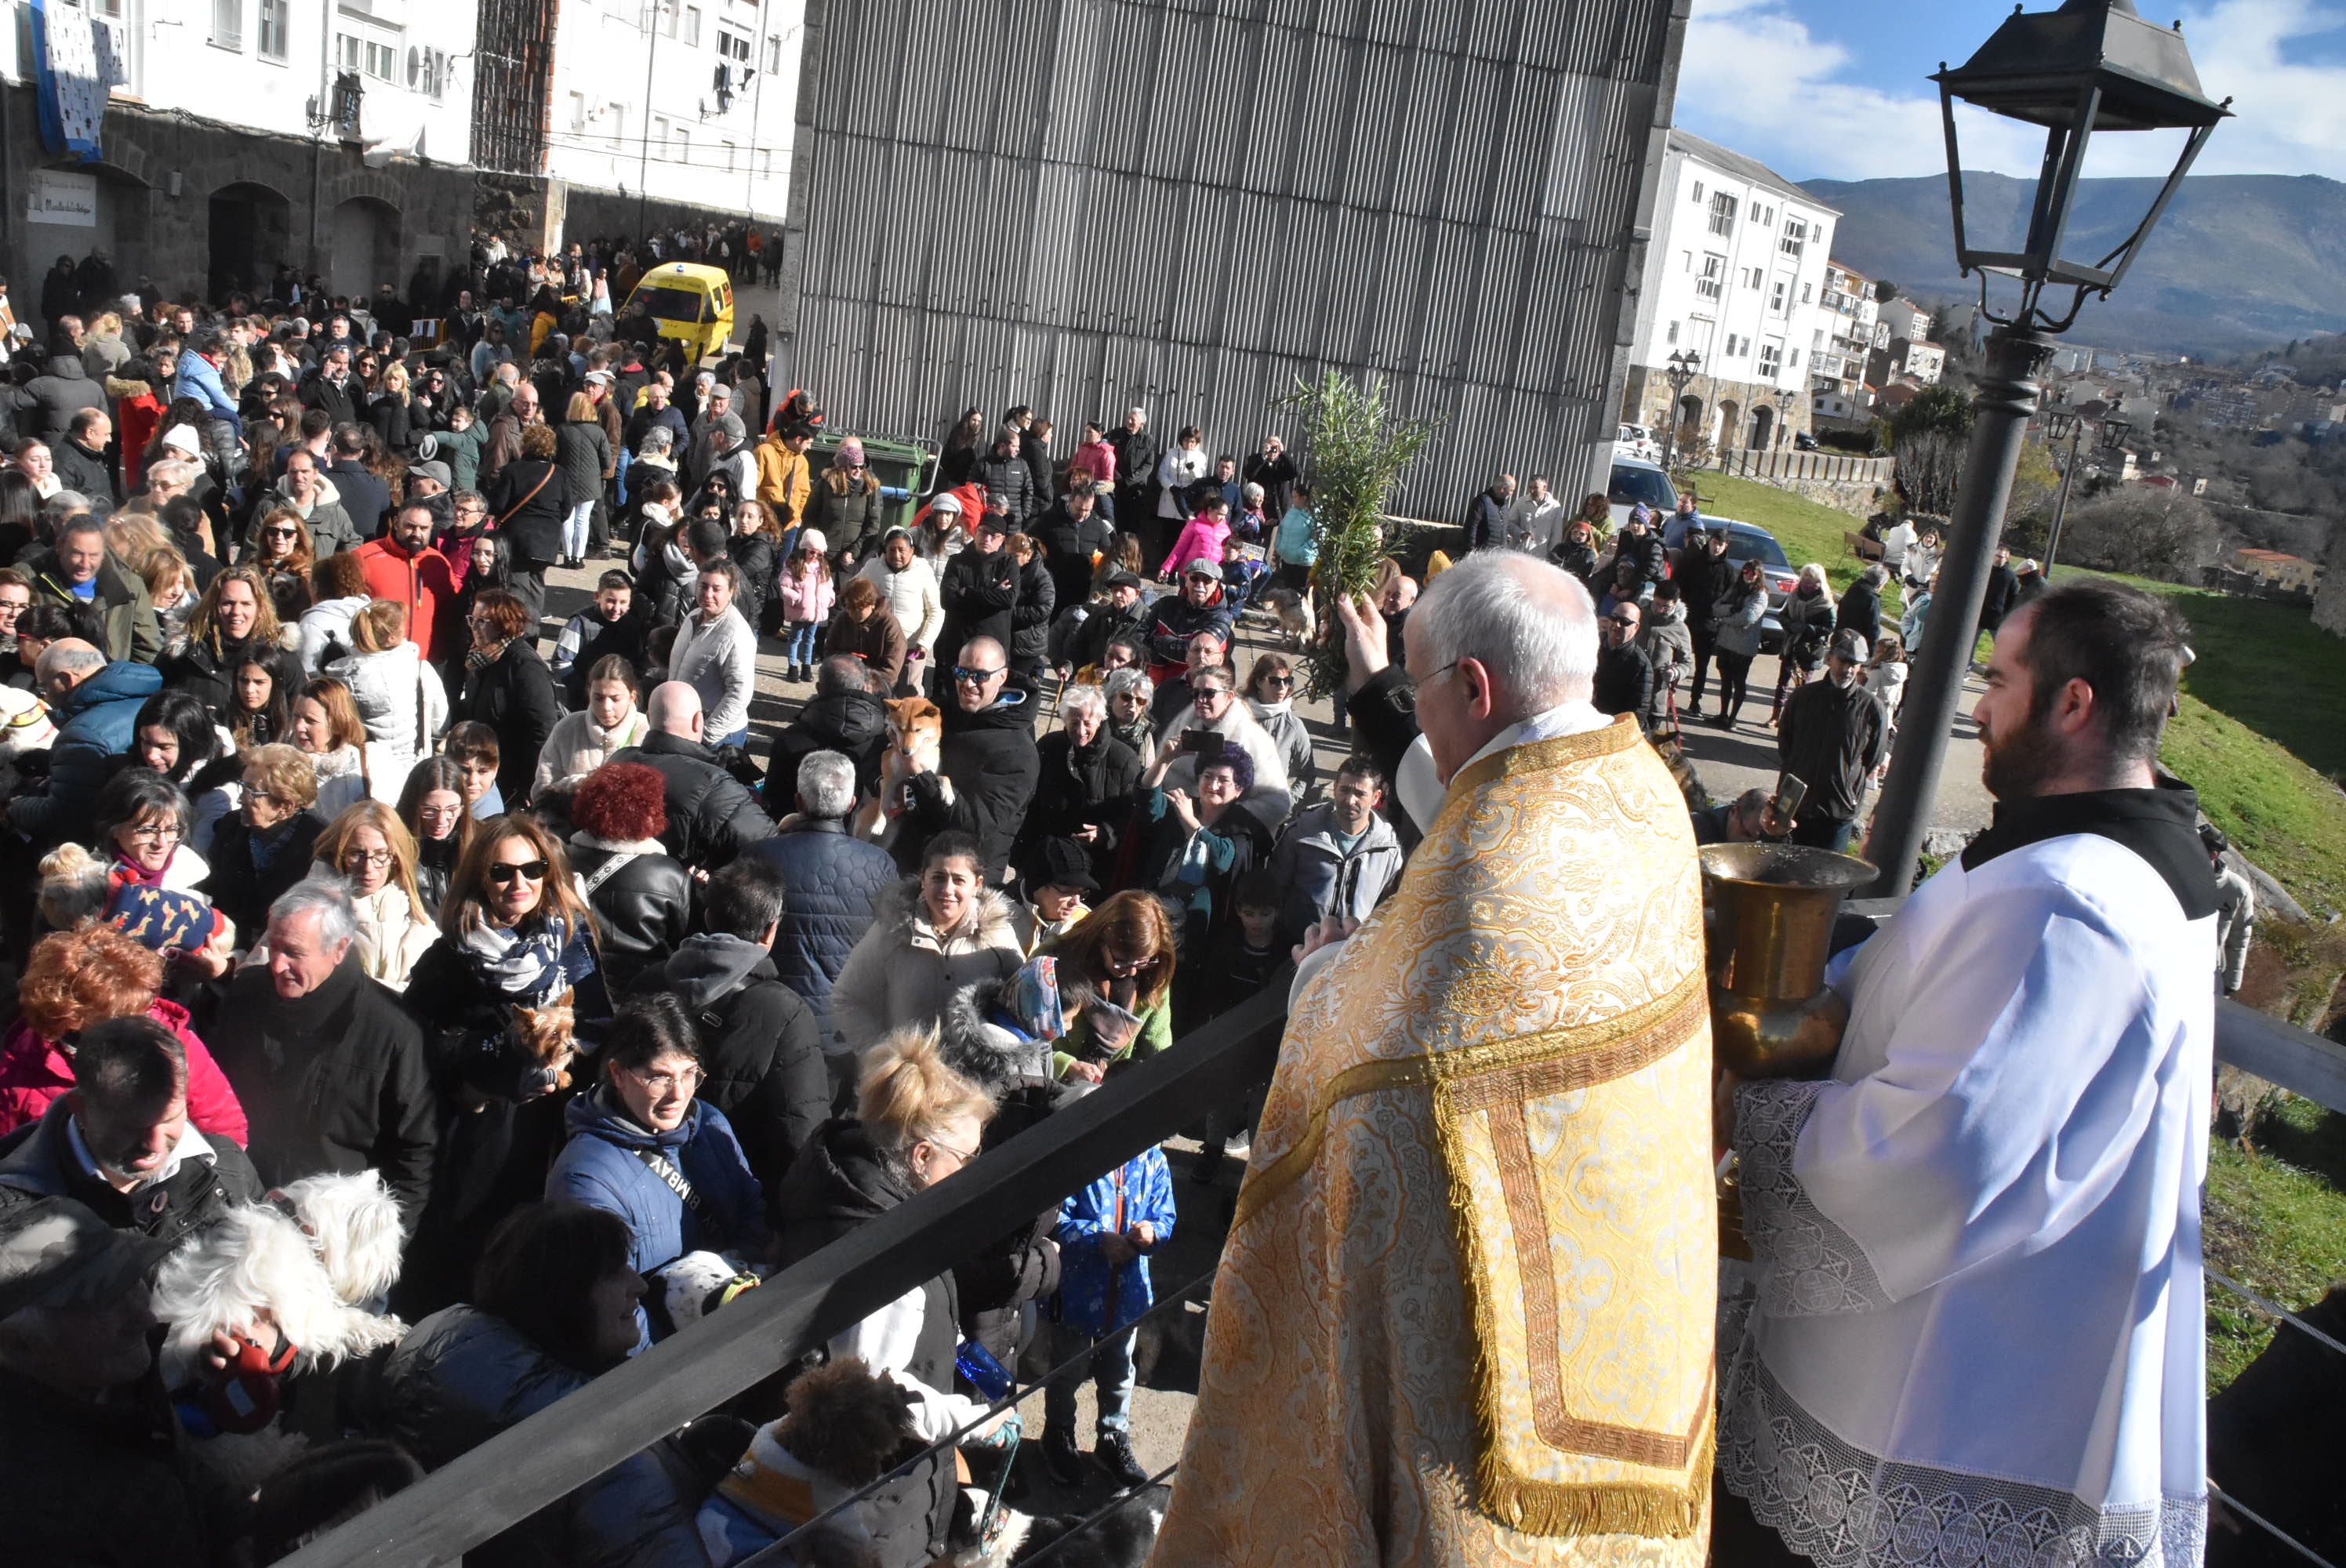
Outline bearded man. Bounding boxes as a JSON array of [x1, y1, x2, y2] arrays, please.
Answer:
[[1155, 552, 1716, 1565], [1716, 579, 2217, 1568]]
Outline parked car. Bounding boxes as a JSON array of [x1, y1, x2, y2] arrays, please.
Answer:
[[1607, 455, 1678, 532], [1661, 514, 1796, 652], [1615, 423, 1661, 463], [1793, 430, 1821, 452]]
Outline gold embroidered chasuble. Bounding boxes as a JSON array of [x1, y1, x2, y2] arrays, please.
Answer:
[[1151, 716, 1716, 1566]]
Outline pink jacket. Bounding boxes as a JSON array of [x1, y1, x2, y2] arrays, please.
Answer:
[[0, 998, 250, 1146], [1162, 514, 1233, 579], [1070, 439, 1117, 487], [775, 559, 836, 626]]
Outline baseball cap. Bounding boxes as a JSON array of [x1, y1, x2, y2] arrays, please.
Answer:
[[976, 513, 1010, 535], [0, 1196, 170, 1319], [1829, 630, 1870, 663], [1182, 558, 1222, 581], [583, 368, 614, 386]]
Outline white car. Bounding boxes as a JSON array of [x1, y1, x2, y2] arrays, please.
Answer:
[[1607, 454, 1679, 533], [1615, 423, 1661, 463]]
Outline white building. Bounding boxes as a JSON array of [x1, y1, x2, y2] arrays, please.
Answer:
[[2, 0, 478, 299], [1622, 129, 1840, 454], [1809, 260, 1883, 423], [545, 0, 802, 225]]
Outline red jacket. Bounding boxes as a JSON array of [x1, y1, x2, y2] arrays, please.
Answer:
[[0, 998, 250, 1146], [353, 535, 462, 662]]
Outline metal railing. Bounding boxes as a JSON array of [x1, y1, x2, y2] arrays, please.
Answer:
[[279, 976, 2346, 1566], [281, 985, 1289, 1567]]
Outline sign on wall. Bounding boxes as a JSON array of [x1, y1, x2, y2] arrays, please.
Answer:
[[26, 169, 98, 227]]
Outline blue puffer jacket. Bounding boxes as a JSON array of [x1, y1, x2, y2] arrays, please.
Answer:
[[381, 1305, 710, 1567], [547, 1087, 769, 1283], [746, 820, 899, 1051], [1054, 1146, 1176, 1338], [6, 659, 162, 844]]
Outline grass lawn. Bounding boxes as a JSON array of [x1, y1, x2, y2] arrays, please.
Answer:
[[2206, 1098, 2346, 1391], [1684, 473, 2346, 916]]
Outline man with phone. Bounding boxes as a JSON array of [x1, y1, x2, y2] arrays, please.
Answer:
[[1774, 629, 1889, 851]]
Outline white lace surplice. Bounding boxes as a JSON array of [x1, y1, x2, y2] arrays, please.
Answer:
[[1723, 830, 2215, 1568]]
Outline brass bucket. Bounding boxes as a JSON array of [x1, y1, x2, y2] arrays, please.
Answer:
[[1699, 843, 1877, 1079]]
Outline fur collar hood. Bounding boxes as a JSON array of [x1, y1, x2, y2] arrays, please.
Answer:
[[872, 876, 1019, 953]]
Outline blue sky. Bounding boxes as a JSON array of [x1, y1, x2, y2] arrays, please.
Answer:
[[1678, 0, 2346, 184]]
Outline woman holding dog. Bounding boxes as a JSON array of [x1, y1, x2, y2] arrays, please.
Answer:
[[398, 815, 610, 1317], [546, 995, 768, 1346]]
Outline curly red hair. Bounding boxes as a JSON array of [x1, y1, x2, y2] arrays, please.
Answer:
[[20, 926, 165, 1043], [570, 761, 669, 844]]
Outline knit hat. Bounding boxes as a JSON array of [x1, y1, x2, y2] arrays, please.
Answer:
[[107, 881, 230, 957], [160, 424, 202, 455], [1025, 836, 1099, 895], [833, 437, 866, 470], [796, 528, 827, 555], [412, 459, 453, 489]]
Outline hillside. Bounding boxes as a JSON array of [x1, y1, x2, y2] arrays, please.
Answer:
[[1805, 172, 2346, 358]]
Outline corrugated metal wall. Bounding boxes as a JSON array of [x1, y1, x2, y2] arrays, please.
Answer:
[[778, 0, 1688, 516]]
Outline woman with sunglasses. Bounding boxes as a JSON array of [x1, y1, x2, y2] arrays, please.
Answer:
[[398, 756, 478, 921], [1038, 891, 1178, 1083], [546, 995, 768, 1348], [201, 743, 327, 947], [775, 1023, 1001, 1560], [242, 507, 317, 622], [400, 815, 608, 1315], [1243, 652, 1315, 800], [311, 800, 436, 991]]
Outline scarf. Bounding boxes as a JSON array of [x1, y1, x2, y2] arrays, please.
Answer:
[[1247, 696, 1291, 725], [310, 744, 365, 782], [466, 637, 510, 674], [456, 914, 572, 1005]]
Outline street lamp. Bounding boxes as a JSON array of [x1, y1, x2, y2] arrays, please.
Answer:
[[1861, 0, 2228, 899], [1661, 350, 1701, 474], [2043, 408, 2085, 579]]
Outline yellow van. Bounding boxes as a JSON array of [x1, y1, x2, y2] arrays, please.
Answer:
[[622, 262, 735, 363]]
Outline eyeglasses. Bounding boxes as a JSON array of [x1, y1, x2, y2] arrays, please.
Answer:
[[245, 787, 281, 804], [923, 1135, 979, 1167], [624, 1062, 705, 1095], [952, 666, 1003, 684], [485, 858, 548, 885], [1262, 674, 1295, 689], [342, 848, 394, 867], [126, 823, 183, 844], [1102, 952, 1149, 978]]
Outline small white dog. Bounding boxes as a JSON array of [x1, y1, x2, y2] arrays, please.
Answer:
[[152, 1169, 409, 1388]]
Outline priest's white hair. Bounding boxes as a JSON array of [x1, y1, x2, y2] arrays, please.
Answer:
[[1412, 551, 1596, 711]]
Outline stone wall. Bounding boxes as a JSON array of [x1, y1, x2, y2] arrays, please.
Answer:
[[2315, 523, 2346, 637]]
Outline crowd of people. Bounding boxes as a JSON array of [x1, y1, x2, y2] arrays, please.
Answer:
[[0, 237, 1428, 1566], [0, 233, 2259, 1568]]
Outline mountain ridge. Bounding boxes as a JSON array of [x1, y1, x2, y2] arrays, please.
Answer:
[[1801, 171, 2346, 357]]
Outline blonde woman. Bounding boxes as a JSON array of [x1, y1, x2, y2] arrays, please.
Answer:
[[312, 800, 437, 989], [328, 599, 448, 802]]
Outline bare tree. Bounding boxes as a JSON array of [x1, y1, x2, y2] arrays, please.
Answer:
[[1894, 430, 1967, 516], [2061, 490, 2221, 583]]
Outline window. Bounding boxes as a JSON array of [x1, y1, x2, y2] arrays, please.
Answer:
[[1681, 251, 1693, 274], [1744, 267, 1763, 290], [608, 104, 625, 151], [257, 0, 288, 58], [340, 33, 395, 81], [1695, 253, 1723, 300], [1708, 191, 1738, 238], [1770, 280, 1788, 315], [568, 91, 586, 132], [1791, 348, 1801, 368], [652, 114, 671, 154], [764, 32, 783, 73], [1760, 343, 1783, 377], [1781, 217, 1807, 259], [722, 140, 736, 172], [674, 125, 691, 160], [718, 28, 750, 63], [1812, 328, 1825, 347], [659, 0, 678, 38], [211, 0, 242, 49], [1666, 320, 1679, 345], [684, 5, 701, 45], [1691, 180, 1705, 204], [1802, 283, 1814, 303]]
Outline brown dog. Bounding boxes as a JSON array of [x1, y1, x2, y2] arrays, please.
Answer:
[[510, 990, 579, 1097], [854, 695, 953, 844]]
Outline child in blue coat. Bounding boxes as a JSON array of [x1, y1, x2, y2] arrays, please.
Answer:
[[1040, 1142, 1175, 1489]]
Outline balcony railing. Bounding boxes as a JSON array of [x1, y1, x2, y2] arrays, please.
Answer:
[[277, 949, 2346, 1566]]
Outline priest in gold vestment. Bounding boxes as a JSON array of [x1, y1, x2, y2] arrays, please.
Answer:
[[1153, 552, 1716, 1566]]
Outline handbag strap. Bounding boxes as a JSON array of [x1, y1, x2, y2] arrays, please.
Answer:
[[577, 848, 639, 898], [632, 1146, 715, 1232], [497, 464, 554, 528]]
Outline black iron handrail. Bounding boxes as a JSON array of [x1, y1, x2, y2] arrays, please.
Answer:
[[278, 984, 1290, 1567]]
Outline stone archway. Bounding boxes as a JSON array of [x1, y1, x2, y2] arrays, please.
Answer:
[[1675, 394, 1704, 451], [1751, 404, 1776, 451], [1714, 398, 1741, 448], [209, 181, 292, 300], [329, 196, 402, 299]]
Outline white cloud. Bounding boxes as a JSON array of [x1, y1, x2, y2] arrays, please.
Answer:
[[1680, 0, 2346, 183]]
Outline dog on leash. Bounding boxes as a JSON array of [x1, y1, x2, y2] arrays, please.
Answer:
[[949, 1482, 1171, 1567], [151, 1169, 409, 1388], [853, 696, 953, 845]]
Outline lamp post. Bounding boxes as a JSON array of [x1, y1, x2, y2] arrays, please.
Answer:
[[1661, 350, 1701, 475], [1861, 0, 2228, 900], [2043, 408, 2085, 578]]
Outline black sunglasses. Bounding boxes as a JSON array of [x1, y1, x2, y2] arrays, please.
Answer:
[[952, 666, 1004, 684], [486, 858, 548, 885]]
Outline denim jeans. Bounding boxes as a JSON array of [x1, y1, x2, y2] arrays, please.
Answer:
[[561, 499, 595, 561], [786, 620, 819, 666], [1043, 1320, 1136, 1436]]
